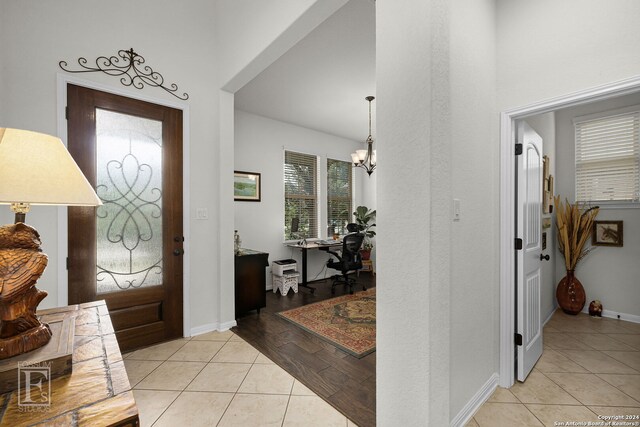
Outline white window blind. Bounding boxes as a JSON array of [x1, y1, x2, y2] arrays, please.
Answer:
[[327, 158, 352, 235], [284, 151, 318, 240], [575, 111, 640, 202]]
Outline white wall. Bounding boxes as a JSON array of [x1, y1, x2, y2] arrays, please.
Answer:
[[215, 0, 348, 325], [377, 0, 640, 423], [216, 0, 315, 86], [0, 0, 219, 335], [497, 0, 640, 110], [449, 0, 499, 420], [498, 0, 640, 321], [0, 0, 322, 335], [522, 113, 557, 322], [554, 92, 640, 318], [0, 1, 5, 123], [377, 0, 497, 422], [377, 0, 447, 422], [216, 0, 348, 91], [234, 110, 365, 287]]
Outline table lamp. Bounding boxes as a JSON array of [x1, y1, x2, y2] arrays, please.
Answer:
[[0, 128, 101, 359]]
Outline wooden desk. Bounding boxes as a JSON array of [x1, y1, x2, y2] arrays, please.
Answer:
[[235, 249, 269, 318], [0, 301, 138, 427], [285, 241, 342, 293]]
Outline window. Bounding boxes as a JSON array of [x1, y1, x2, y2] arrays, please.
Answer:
[[284, 151, 318, 239], [327, 158, 352, 235], [575, 111, 640, 203]]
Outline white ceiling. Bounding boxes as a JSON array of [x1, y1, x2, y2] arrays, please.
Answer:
[[235, 0, 376, 142]]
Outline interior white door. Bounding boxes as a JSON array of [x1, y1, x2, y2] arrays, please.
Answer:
[[516, 121, 544, 381]]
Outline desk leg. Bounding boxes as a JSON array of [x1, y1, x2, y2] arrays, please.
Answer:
[[298, 247, 315, 293]]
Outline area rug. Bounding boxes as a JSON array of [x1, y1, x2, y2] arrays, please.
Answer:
[[277, 288, 376, 358]]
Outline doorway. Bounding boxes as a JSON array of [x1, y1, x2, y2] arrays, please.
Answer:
[[500, 75, 640, 388], [66, 84, 184, 352]]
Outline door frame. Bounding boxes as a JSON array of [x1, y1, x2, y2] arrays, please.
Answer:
[[499, 74, 640, 388], [55, 73, 192, 337]]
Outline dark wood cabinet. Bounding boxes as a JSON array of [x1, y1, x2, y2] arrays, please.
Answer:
[[234, 249, 269, 318]]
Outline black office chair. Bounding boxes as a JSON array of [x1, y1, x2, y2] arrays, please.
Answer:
[[326, 232, 365, 295], [346, 223, 359, 233]]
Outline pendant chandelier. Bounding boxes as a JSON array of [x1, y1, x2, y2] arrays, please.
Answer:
[[351, 96, 376, 176]]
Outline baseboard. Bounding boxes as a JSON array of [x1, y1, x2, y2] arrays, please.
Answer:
[[580, 307, 640, 324], [219, 320, 237, 330], [543, 307, 556, 326], [450, 373, 499, 427], [189, 320, 238, 337]]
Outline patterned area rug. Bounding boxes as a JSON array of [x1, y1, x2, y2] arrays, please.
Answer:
[[277, 288, 376, 358]]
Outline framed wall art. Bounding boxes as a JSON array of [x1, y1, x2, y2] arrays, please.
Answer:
[[592, 220, 623, 247], [234, 171, 261, 202], [542, 155, 554, 214]]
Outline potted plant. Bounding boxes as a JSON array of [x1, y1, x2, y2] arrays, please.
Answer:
[[353, 205, 376, 260], [554, 196, 599, 315]]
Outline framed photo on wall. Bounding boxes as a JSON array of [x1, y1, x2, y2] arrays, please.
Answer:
[[234, 171, 261, 202], [592, 220, 623, 247]]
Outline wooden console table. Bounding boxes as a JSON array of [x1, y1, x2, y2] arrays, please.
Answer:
[[0, 301, 139, 426]]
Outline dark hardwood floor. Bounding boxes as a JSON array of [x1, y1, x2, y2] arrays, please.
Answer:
[[232, 274, 376, 427]]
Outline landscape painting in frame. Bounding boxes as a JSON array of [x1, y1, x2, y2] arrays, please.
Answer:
[[234, 171, 261, 202], [592, 220, 623, 247]]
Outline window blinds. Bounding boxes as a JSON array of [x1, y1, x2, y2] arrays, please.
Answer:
[[575, 111, 640, 202], [284, 151, 318, 239], [327, 159, 352, 235]]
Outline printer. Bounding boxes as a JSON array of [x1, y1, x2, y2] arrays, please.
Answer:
[[272, 259, 298, 276]]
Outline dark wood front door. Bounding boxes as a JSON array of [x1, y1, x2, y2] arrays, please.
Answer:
[[67, 84, 183, 351]]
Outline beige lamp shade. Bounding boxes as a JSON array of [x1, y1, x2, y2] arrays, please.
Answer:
[[0, 128, 101, 206]]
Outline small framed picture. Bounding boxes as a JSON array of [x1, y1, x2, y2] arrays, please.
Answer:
[[234, 171, 261, 202], [592, 220, 623, 247]]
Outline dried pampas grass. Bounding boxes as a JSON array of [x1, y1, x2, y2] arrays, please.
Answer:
[[554, 196, 599, 271]]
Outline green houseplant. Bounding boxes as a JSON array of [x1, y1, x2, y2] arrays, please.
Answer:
[[353, 205, 376, 260]]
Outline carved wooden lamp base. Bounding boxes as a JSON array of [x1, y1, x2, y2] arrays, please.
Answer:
[[0, 128, 102, 361], [0, 223, 52, 360], [0, 320, 52, 359]]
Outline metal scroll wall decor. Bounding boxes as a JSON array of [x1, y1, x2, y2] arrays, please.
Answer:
[[59, 48, 189, 100]]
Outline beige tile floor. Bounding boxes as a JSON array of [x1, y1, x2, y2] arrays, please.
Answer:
[[467, 310, 640, 427], [124, 330, 360, 427]]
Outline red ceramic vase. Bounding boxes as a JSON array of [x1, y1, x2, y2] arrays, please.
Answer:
[[556, 270, 586, 315]]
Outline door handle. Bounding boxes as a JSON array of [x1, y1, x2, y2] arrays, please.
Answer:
[[173, 249, 184, 256], [174, 236, 184, 242], [540, 254, 550, 261]]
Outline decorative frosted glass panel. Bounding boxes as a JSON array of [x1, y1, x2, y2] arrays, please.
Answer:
[[525, 145, 541, 249], [95, 109, 163, 293]]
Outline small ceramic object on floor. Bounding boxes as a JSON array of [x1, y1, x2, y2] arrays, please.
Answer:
[[588, 300, 603, 317]]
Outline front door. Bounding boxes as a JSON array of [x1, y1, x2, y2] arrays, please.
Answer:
[[516, 121, 544, 381], [67, 84, 183, 352]]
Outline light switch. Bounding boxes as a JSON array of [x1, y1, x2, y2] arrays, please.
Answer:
[[453, 199, 461, 221], [196, 208, 208, 220]]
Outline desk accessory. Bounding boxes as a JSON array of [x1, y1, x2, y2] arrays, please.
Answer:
[[234, 230, 242, 254]]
